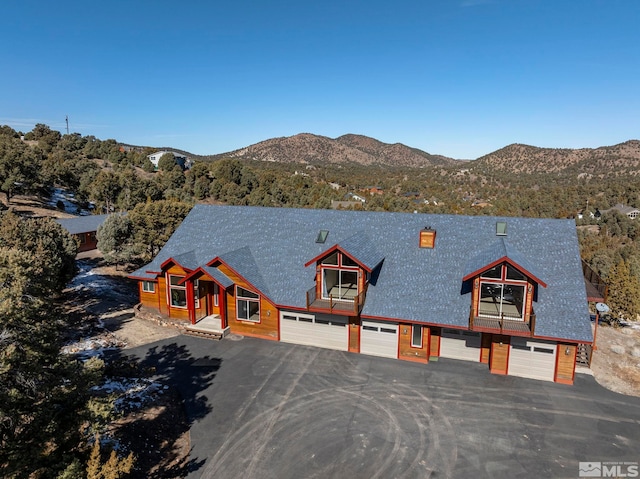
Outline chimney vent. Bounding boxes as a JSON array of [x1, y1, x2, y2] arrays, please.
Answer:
[[419, 227, 436, 249]]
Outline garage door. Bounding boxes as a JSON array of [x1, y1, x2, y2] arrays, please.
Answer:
[[360, 320, 398, 359], [280, 312, 348, 351], [509, 338, 557, 381], [440, 329, 482, 362]]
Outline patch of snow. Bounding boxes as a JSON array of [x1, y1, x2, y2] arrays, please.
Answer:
[[61, 334, 125, 358], [92, 378, 166, 413], [66, 260, 134, 304], [620, 320, 640, 331], [48, 187, 92, 215]]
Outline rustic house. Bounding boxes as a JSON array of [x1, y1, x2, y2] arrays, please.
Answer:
[[57, 214, 111, 252], [130, 205, 593, 384]]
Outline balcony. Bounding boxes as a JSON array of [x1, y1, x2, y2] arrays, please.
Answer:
[[469, 311, 536, 337], [582, 260, 608, 303], [306, 285, 367, 316]]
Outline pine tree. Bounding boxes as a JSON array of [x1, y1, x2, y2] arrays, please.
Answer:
[[607, 259, 640, 321]]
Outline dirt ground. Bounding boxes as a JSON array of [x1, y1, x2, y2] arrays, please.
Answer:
[[62, 258, 189, 478], [590, 321, 640, 397]]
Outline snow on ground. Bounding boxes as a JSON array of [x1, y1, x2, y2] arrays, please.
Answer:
[[66, 259, 136, 307], [93, 378, 169, 413], [63, 259, 168, 416], [621, 320, 640, 331], [47, 187, 93, 215], [61, 333, 125, 358]]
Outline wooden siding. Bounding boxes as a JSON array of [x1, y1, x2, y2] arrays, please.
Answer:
[[480, 333, 492, 364], [490, 334, 510, 375], [165, 265, 189, 321], [429, 327, 441, 357], [348, 316, 360, 352], [524, 282, 534, 323], [398, 324, 429, 363], [472, 278, 480, 317], [218, 263, 278, 340], [555, 343, 577, 384], [76, 232, 98, 252]]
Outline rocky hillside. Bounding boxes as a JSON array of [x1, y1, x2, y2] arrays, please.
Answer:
[[473, 140, 640, 177], [210, 133, 458, 167]]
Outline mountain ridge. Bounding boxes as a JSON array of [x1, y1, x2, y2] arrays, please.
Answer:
[[124, 134, 640, 175]]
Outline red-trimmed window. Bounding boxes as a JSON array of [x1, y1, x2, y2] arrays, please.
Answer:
[[142, 281, 155, 293], [168, 275, 187, 308], [321, 251, 360, 301], [411, 325, 423, 348], [236, 286, 260, 322], [478, 263, 528, 321]]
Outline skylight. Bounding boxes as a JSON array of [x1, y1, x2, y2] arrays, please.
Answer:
[[316, 230, 329, 243], [496, 221, 507, 236]]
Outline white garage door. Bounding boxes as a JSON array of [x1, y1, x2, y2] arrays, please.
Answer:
[[280, 312, 348, 351], [509, 338, 557, 381], [440, 329, 482, 362], [360, 320, 398, 359]]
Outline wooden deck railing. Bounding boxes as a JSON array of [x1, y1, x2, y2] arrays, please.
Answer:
[[306, 285, 367, 315], [582, 259, 608, 302], [470, 309, 535, 337]]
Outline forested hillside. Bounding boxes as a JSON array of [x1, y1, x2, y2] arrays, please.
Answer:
[[2, 123, 640, 475]]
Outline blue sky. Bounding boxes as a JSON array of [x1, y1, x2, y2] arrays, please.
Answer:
[[1, 0, 638, 159]]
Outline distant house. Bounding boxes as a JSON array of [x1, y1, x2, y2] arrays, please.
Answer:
[[345, 192, 366, 203], [601, 203, 640, 220], [328, 182, 341, 191], [147, 151, 191, 170], [56, 214, 111, 252], [402, 192, 421, 198], [363, 186, 384, 196]]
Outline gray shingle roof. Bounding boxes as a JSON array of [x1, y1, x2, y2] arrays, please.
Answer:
[[335, 232, 385, 271], [56, 214, 111, 235], [201, 266, 234, 288], [130, 205, 592, 342], [463, 238, 545, 284]]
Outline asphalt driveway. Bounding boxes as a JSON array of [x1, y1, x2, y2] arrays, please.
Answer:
[[129, 335, 640, 479]]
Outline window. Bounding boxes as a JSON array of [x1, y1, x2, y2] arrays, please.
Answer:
[[142, 281, 155, 293], [411, 325, 423, 348], [316, 230, 329, 243], [193, 279, 200, 308], [323, 269, 358, 300], [168, 275, 187, 308], [236, 286, 260, 322], [478, 263, 527, 321], [320, 251, 360, 301], [79, 234, 87, 244], [213, 283, 219, 307], [322, 251, 339, 265]]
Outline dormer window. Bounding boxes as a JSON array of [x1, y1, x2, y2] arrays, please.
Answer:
[[478, 263, 528, 321], [321, 251, 359, 302]]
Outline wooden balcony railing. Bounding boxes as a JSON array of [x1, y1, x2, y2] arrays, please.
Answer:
[[306, 285, 367, 316], [582, 260, 608, 302], [469, 308, 535, 337]]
